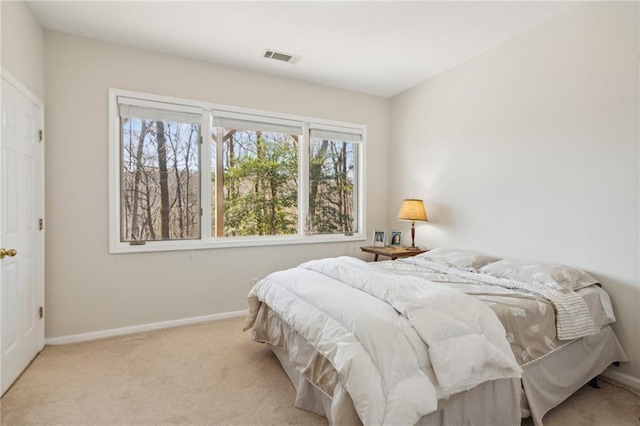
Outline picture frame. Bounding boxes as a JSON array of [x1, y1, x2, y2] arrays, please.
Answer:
[[372, 231, 385, 247], [390, 231, 402, 247]]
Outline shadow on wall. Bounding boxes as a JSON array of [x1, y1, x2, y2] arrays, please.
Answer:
[[426, 202, 455, 227]]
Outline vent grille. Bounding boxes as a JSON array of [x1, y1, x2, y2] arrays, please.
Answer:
[[263, 49, 301, 64]]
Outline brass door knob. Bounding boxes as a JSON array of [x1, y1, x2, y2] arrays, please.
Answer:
[[0, 248, 17, 259]]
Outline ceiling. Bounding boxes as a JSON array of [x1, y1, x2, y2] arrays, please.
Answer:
[[26, 1, 579, 98]]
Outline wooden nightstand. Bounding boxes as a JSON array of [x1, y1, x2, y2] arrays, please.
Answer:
[[360, 246, 427, 261]]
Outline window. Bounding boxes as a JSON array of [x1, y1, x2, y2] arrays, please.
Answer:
[[211, 117, 301, 238], [109, 90, 366, 252], [308, 128, 360, 236], [119, 102, 201, 243]]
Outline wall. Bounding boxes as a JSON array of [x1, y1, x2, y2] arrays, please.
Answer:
[[390, 3, 640, 381], [43, 32, 390, 339], [0, 1, 44, 100]]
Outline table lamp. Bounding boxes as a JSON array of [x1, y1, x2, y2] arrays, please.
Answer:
[[396, 199, 428, 250]]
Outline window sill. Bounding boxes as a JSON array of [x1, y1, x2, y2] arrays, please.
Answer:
[[109, 233, 367, 254]]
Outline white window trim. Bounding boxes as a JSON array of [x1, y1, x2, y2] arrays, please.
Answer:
[[108, 88, 366, 254]]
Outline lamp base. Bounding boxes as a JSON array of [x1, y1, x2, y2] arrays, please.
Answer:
[[405, 246, 422, 251]]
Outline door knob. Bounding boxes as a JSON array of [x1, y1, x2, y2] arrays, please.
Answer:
[[0, 248, 17, 259]]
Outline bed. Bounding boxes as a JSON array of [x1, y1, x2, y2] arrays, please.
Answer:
[[243, 248, 627, 425]]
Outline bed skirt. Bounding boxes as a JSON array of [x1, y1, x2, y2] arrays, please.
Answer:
[[521, 325, 627, 425], [272, 344, 521, 426], [253, 304, 521, 425], [251, 302, 628, 426]]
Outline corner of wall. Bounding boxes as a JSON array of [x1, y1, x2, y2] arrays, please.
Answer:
[[1, 0, 45, 101]]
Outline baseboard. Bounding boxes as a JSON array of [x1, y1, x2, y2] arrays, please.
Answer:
[[600, 366, 640, 390], [45, 309, 249, 345]]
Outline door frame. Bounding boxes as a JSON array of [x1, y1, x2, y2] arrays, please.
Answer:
[[0, 67, 45, 394]]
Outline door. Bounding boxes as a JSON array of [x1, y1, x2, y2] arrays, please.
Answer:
[[1, 74, 44, 395]]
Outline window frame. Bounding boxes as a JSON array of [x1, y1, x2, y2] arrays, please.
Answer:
[[108, 88, 366, 253]]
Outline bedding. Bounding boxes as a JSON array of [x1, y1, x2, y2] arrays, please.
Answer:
[[245, 257, 521, 425], [479, 258, 600, 291], [418, 247, 500, 270], [376, 258, 606, 365], [400, 256, 598, 340], [244, 249, 627, 426]]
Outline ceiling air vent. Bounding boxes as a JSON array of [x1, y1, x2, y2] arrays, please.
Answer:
[[263, 49, 301, 64]]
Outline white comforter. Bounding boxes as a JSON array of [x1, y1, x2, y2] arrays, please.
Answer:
[[245, 256, 521, 425]]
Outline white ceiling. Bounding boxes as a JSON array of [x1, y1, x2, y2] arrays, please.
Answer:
[[26, 1, 579, 98]]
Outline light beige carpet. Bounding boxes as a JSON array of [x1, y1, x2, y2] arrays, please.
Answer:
[[1, 317, 638, 425]]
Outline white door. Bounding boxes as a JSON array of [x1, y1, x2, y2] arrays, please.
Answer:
[[0, 74, 45, 395]]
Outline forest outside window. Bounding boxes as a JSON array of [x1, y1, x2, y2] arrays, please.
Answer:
[[211, 117, 301, 238], [109, 90, 366, 253], [308, 128, 360, 236], [119, 102, 201, 243]]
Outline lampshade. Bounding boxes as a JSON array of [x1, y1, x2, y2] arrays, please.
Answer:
[[397, 199, 428, 222]]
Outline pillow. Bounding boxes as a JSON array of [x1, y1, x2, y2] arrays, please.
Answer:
[[479, 258, 599, 291], [417, 247, 501, 270]]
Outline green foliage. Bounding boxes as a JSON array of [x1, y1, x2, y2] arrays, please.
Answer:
[[222, 132, 298, 237]]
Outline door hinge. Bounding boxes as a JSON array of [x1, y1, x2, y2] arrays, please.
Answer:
[[200, 208, 203, 216], [200, 136, 203, 144], [39, 306, 44, 319], [39, 218, 44, 231], [39, 129, 43, 142]]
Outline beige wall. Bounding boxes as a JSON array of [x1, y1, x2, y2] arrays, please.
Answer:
[[22, 0, 640, 385], [43, 32, 390, 338], [391, 2, 639, 380], [0, 1, 44, 100]]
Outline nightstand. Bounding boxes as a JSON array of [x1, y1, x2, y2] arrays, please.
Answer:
[[360, 246, 427, 261]]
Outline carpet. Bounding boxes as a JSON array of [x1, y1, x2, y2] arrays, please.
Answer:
[[1, 317, 639, 425]]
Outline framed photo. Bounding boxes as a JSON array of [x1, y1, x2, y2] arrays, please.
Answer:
[[390, 231, 402, 247], [372, 231, 385, 247]]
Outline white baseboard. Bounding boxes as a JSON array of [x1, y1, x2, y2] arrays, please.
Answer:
[[600, 366, 640, 390], [45, 309, 249, 345]]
